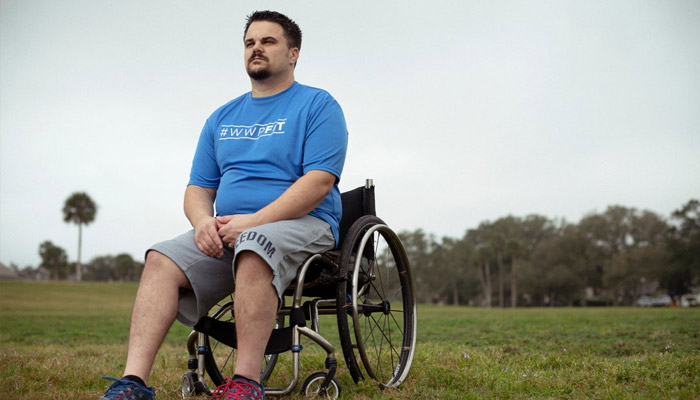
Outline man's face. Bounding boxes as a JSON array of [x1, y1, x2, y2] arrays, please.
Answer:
[[244, 21, 298, 81]]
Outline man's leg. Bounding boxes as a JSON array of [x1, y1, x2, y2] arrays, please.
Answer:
[[122, 250, 192, 383], [232, 251, 279, 382]]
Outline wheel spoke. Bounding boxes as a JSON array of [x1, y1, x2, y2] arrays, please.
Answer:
[[367, 312, 401, 362], [389, 310, 405, 336], [387, 285, 403, 303], [373, 235, 387, 300], [375, 314, 386, 379]]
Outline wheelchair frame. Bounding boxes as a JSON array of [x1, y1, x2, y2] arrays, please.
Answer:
[[182, 180, 417, 398]]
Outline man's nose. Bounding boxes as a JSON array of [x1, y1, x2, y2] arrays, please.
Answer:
[[251, 40, 263, 53]]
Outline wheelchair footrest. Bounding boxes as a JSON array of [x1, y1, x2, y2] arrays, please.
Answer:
[[193, 316, 294, 355]]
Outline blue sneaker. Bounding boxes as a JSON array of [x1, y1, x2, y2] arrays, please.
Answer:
[[99, 376, 155, 400]]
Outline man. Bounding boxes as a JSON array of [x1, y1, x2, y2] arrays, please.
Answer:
[[99, 10, 347, 400]]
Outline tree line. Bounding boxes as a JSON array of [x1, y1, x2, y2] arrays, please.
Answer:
[[18, 241, 143, 282], [10, 191, 699, 307], [399, 199, 699, 306]]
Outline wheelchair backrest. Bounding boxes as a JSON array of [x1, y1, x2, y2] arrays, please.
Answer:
[[337, 179, 376, 248]]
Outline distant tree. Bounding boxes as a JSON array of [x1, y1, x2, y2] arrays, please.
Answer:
[[474, 244, 494, 307], [491, 231, 506, 308], [62, 192, 97, 281], [578, 206, 634, 259], [506, 238, 524, 307], [463, 225, 496, 307], [427, 236, 475, 305], [431, 238, 458, 304], [84, 253, 143, 282], [523, 224, 594, 305], [663, 199, 700, 295], [399, 229, 437, 303], [577, 206, 669, 302], [527, 243, 571, 305], [85, 255, 115, 281], [490, 216, 529, 307], [115, 253, 143, 281], [39, 241, 69, 280], [604, 245, 666, 303], [447, 236, 477, 305]]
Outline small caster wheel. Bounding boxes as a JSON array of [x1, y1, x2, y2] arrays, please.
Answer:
[[181, 371, 197, 398], [300, 372, 341, 399]]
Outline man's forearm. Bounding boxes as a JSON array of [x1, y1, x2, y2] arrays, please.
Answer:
[[254, 170, 335, 225], [184, 185, 217, 228], [185, 185, 226, 257]]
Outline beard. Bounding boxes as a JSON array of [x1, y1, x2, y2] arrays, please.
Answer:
[[246, 53, 271, 81], [247, 66, 271, 81]]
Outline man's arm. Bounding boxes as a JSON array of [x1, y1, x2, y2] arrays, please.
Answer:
[[216, 170, 336, 247], [184, 185, 225, 258]]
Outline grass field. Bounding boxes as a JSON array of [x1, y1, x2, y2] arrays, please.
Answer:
[[1, 281, 699, 399]]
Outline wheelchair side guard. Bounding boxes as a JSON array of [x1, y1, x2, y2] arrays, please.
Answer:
[[194, 316, 297, 355]]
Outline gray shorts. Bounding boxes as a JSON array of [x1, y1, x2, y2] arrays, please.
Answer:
[[148, 215, 334, 326]]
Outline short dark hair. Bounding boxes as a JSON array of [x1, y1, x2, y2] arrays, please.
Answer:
[[244, 10, 302, 50]]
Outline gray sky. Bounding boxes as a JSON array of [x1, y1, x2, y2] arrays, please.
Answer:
[[1, 0, 699, 268]]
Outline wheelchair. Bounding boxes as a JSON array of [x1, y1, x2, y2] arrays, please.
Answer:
[[181, 179, 417, 398]]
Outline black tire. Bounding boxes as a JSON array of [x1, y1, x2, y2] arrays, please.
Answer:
[[181, 371, 197, 398], [202, 299, 282, 385], [336, 215, 417, 388], [300, 372, 341, 399]]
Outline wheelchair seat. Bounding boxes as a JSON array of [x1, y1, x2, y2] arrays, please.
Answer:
[[282, 181, 377, 298]]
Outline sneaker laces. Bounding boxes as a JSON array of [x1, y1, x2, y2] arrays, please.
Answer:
[[210, 378, 263, 400], [101, 377, 135, 399]]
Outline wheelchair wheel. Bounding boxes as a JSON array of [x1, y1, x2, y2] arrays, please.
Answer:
[[337, 215, 417, 388], [300, 372, 341, 399], [202, 300, 282, 385], [181, 371, 196, 398]]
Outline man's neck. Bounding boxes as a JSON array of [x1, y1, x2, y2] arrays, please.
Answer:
[[251, 74, 295, 98]]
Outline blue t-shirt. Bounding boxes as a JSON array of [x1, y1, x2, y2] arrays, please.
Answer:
[[188, 82, 348, 244]]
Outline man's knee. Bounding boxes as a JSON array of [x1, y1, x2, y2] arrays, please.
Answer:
[[235, 250, 273, 284], [234, 251, 279, 312], [144, 250, 191, 289]]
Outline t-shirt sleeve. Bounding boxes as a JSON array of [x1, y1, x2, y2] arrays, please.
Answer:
[[302, 97, 348, 181], [188, 118, 221, 188]]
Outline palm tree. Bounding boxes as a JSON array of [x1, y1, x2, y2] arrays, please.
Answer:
[[63, 192, 97, 281]]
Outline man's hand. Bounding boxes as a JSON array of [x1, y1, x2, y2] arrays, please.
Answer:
[[184, 185, 222, 258], [187, 171, 334, 256], [216, 214, 262, 248], [193, 216, 224, 258]]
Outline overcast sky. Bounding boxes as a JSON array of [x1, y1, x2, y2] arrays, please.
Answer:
[[1, 0, 699, 268]]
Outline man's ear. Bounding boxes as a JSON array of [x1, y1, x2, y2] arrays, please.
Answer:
[[289, 47, 300, 66]]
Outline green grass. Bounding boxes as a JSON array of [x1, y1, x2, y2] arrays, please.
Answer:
[[1, 281, 699, 399]]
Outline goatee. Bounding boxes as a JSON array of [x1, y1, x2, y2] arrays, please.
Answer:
[[247, 67, 271, 81]]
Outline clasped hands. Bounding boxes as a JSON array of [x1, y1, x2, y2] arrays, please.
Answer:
[[193, 214, 261, 258]]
